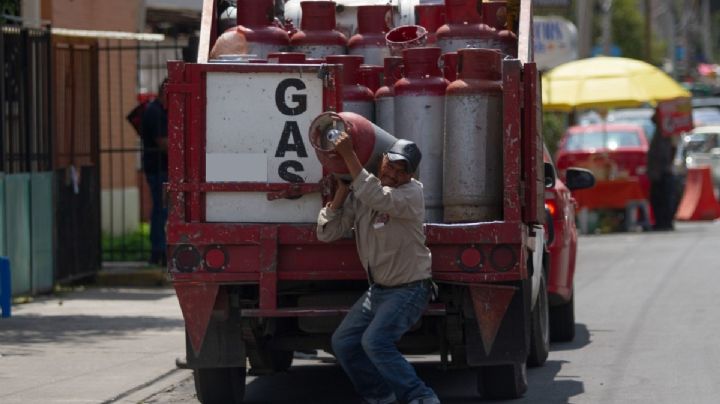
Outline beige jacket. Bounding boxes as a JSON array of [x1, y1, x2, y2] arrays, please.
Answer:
[[316, 169, 432, 286]]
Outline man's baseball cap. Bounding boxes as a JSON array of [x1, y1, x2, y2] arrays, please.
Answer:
[[386, 139, 422, 173]]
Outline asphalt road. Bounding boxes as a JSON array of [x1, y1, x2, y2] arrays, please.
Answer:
[[150, 221, 720, 404], [2, 221, 719, 403]]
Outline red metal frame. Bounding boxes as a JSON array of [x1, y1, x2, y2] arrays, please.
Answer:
[[168, 56, 534, 355]]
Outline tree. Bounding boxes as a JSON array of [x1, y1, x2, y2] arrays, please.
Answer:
[[591, 0, 666, 65]]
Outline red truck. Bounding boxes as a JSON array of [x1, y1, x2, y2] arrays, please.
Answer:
[[166, 0, 592, 402]]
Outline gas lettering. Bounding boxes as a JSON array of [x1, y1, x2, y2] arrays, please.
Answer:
[[275, 79, 308, 183], [275, 78, 307, 116], [274, 121, 308, 158]]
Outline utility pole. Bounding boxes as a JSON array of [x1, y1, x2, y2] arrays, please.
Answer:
[[601, 0, 613, 55], [21, 0, 41, 28], [701, 0, 712, 63], [576, 0, 595, 58], [644, 0, 652, 62]]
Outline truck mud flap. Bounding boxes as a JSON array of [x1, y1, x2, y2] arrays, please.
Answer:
[[464, 283, 531, 365]]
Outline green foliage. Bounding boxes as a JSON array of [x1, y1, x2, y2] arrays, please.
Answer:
[[1, 0, 19, 19], [543, 112, 567, 158], [589, 0, 665, 65], [102, 223, 151, 262], [713, 11, 720, 62], [610, 0, 645, 59]]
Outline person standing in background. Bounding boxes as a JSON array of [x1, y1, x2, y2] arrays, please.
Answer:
[[647, 111, 676, 231], [141, 79, 169, 265]]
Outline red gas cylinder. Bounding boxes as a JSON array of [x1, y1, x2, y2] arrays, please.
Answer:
[[348, 5, 393, 66], [374, 56, 403, 134], [394, 47, 448, 222], [441, 52, 459, 81], [385, 25, 428, 57], [414, 4, 445, 45], [234, 0, 290, 59], [359, 64, 383, 94], [290, 1, 347, 59], [436, 0, 496, 55], [483, 1, 517, 57], [267, 52, 306, 63], [444, 48, 504, 222], [325, 55, 375, 120], [309, 111, 397, 179]]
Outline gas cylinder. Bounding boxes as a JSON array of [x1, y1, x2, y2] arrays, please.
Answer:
[[394, 47, 448, 222], [374, 56, 403, 134], [444, 48, 503, 222], [267, 52, 306, 63], [359, 64, 383, 94], [385, 25, 428, 57], [414, 4, 445, 45], [325, 55, 375, 120], [309, 111, 397, 179], [290, 1, 347, 59], [436, 0, 496, 54], [234, 0, 290, 59], [483, 1, 517, 57], [348, 5, 393, 66], [441, 52, 458, 81]]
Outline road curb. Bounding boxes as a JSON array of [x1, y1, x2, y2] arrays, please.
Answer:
[[95, 262, 169, 287]]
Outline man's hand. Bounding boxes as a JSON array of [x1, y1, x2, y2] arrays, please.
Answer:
[[332, 132, 363, 180], [329, 176, 350, 210], [332, 131, 353, 159]]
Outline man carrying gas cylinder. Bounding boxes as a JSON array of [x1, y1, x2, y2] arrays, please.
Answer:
[[316, 132, 440, 404]]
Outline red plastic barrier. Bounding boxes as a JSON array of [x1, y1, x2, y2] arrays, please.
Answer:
[[675, 166, 720, 221]]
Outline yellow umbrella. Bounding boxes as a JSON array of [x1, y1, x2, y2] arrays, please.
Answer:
[[542, 56, 691, 112]]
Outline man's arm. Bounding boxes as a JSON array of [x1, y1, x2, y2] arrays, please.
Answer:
[[332, 132, 422, 220], [316, 179, 355, 242]]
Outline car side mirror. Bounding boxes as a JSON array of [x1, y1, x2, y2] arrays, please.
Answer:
[[544, 162, 556, 189], [565, 167, 595, 191]]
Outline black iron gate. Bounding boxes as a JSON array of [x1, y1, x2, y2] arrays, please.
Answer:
[[1, 24, 52, 173], [98, 39, 184, 263]]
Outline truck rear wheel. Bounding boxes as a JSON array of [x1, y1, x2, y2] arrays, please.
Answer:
[[528, 279, 549, 367], [478, 362, 528, 399], [550, 291, 576, 342], [193, 366, 246, 404]]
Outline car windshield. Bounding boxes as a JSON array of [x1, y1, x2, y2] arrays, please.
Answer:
[[693, 108, 720, 126], [607, 110, 655, 140], [564, 130, 642, 151], [683, 132, 720, 153]]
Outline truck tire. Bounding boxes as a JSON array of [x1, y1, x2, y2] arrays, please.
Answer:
[[193, 366, 246, 404], [478, 362, 528, 399], [550, 291, 575, 342], [528, 279, 549, 367]]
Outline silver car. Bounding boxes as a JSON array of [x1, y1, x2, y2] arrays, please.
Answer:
[[675, 126, 720, 197]]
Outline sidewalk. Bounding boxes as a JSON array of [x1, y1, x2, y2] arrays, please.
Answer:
[[0, 285, 191, 403]]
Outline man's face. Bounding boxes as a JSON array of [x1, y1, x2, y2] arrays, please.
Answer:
[[379, 155, 413, 187]]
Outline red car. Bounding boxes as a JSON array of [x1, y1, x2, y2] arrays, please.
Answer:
[[555, 123, 650, 213], [543, 147, 594, 342]]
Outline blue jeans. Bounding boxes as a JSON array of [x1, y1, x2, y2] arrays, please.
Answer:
[[331, 282, 439, 403], [145, 172, 168, 258]]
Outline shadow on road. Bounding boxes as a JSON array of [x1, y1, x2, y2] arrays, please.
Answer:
[[551, 323, 591, 352], [57, 287, 177, 301], [241, 341, 590, 404], [0, 314, 184, 345]]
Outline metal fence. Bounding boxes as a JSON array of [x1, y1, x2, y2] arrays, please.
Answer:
[[1, 25, 52, 173], [1, 23, 56, 294], [98, 39, 185, 263]]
